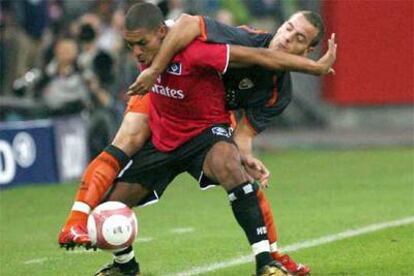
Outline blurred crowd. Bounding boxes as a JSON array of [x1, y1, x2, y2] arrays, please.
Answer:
[[0, 0, 315, 157]]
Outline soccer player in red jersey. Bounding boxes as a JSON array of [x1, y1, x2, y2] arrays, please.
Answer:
[[93, 4, 280, 275], [58, 3, 336, 276], [125, 12, 334, 275]]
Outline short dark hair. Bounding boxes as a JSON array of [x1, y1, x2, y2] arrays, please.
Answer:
[[293, 11, 325, 47], [125, 2, 164, 32]]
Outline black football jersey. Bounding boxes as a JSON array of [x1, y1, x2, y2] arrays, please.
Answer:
[[202, 16, 292, 115]]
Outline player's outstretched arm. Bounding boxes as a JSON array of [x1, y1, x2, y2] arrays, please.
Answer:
[[228, 34, 337, 75], [128, 14, 201, 95]]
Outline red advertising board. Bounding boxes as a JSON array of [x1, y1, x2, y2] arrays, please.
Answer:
[[322, 0, 413, 105]]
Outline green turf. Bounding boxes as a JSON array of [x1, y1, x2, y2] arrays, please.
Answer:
[[0, 148, 413, 275], [210, 224, 414, 276], [293, 224, 414, 275]]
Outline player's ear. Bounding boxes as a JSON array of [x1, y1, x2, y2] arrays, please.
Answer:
[[158, 24, 168, 38]]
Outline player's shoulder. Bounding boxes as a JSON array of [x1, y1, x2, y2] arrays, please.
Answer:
[[237, 26, 273, 46], [186, 39, 216, 50], [181, 39, 225, 58], [237, 25, 268, 35]]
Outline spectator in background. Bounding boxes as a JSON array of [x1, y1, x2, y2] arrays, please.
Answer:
[[100, 9, 126, 55], [165, 0, 184, 20], [0, 0, 48, 96], [77, 22, 118, 158], [37, 37, 90, 116], [14, 0, 50, 72], [0, 0, 22, 96], [92, 1, 125, 54], [77, 23, 113, 91]]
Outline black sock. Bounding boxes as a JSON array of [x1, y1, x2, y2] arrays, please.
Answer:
[[104, 144, 131, 168], [228, 182, 272, 270], [113, 246, 139, 271]]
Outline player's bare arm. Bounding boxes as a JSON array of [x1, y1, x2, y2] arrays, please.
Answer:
[[228, 34, 336, 75], [233, 115, 270, 187], [128, 14, 200, 95]]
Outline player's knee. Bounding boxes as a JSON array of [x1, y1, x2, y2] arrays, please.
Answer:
[[206, 142, 246, 187], [209, 141, 239, 165]]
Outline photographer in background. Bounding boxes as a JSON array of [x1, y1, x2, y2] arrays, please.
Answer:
[[77, 23, 118, 158]]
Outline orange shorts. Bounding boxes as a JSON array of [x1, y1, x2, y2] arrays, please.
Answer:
[[125, 94, 150, 114]]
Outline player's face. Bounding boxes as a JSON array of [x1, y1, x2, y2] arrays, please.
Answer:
[[124, 25, 167, 65], [269, 13, 318, 56]]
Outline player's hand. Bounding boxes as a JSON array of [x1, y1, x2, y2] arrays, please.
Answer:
[[317, 33, 337, 75], [242, 155, 270, 188], [127, 67, 159, 96]]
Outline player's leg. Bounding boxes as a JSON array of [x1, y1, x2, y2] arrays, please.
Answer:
[[94, 181, 150, 276], [232, 112, 279, 251], [239, 108, 310, 275], [94, 140, 178, 276], [202, 140, 285, 276], [58, 112, 150, 248]]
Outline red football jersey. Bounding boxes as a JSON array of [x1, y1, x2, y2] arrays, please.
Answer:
[[147, 40, 230, 152]]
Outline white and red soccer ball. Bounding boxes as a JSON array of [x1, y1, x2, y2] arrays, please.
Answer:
[[87, 201, 138, 250]]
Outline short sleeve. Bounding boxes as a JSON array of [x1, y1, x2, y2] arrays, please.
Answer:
[[185, 40, 230, 74], [201, 16, 272, 48]]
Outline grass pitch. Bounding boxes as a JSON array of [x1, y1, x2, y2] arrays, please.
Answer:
[[1, 148, 413, 275]]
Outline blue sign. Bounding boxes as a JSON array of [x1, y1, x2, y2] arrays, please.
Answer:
[[0, 116, 88, 188]]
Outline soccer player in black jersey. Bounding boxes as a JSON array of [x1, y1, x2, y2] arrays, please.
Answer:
[[128, 12, 334, 275]]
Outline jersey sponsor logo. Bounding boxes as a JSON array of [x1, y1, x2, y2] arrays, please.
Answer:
[[167, 62, 182, 75], [211, 126, 231, 138], [238, 78, 254, 90], [152, 84, 185, 99]]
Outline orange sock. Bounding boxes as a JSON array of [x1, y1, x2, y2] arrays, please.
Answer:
[[256, 189, 278, 246], [77, 151, 122, 206], [63, 145, 130, 227]]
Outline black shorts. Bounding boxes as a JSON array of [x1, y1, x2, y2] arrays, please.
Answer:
[[225, 70, 292, 134], [244, 102, 289, 133], [117, 125, 233, 206]]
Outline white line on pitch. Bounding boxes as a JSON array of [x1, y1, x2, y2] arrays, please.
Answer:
[[170, 227, 195, 234], [136, 237, 154, 243], [168, 216, 414, 276], [23, 258, 48, 264]]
